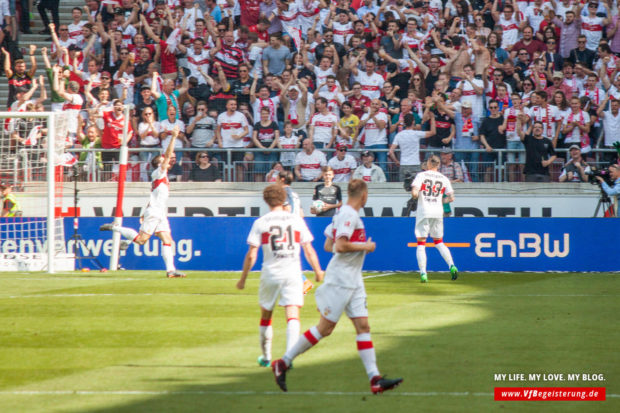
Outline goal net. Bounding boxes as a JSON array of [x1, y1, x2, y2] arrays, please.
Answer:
[[0, 112, 74, 272]]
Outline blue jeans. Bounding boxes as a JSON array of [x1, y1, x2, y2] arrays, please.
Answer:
[[365, 144, 388, 174]]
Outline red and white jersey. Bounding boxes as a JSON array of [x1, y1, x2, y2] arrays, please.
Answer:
[[279, 133, 299, 166], [160, 119, 185, 151], [314, 66, 336, 89], [457, 78, 484, 119], [484, 81, 513, 106], [310, 111, 338, 144], [296, 0, 319, 35], [295, 149, 327, 181], [354, 71, 384, 100], [138, 121, 162, 147], [217, 110, 249, 148], [360, 111, 388, 146], [499, 15, 520, 48], [606, 85, 620, 101], [503, 107, 525, 141], [332, 21, 354, 46], [51, 37, 76, 63], [247, 210, 313, 280], [594, 55, 619, 79], [324, 204, 367, 288], [318, 89, 345, 117], [113, 72, 135, 105], [427, 0, 443, 20], [401, 32, 422, 57], [121, 25, 137, 47], [526, 105, 560, 138], [251, 96, 280, 123], [515, 0, 530, 14], [149, 166, 170, 212], [274, 3, 299, 35], [563, 76, 581, 97], [525, 4, 549, 33], [412, 170, 454, 219], [581, 15, 604, 51], [328, 154, 357, 182], [62, 93, 84, 134], [580, 87, 605, 108], [186, 48, 210, 84], [562, 110, 590, 145], [68, 21, 86, 43]]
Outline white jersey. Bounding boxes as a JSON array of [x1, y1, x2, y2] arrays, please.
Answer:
[[360, 112, 388, 146], [562, 110, 590, 145], [458, 78, 484, 120], [526, 105, 559, 138], [499, 15, 520, 48], [247, 210, 313, 280], [314, 66, 336, 90], [68, 21, 86, 43], [251, 96, 280, 123], [401, 32, 423, 58], [602, 110, 620, 146], [324, 204, 366, 288], [392, 129, 424, 165], [149, 166, 170, 212], [412, 170, 454, 219], [279, 133, 300, 166], [295, 149, 327, 181], [310, 111, 338, 144], [581, 15, 604, 51], [274, 3, 299, 35], [328, 154, 357, 182], [160, 119, 186, 151], [296, 0, 320, 36], [503, 107, 525, 142], [332, 21, 354, 45], [186, 48, 210, 84], [318, 89, 345, 117], [138, 121, 163, 147], [525, 4, 549, 33], [217, 111, 249, 148], [355, 71, 384, 100], [62, 93, 83, 134]]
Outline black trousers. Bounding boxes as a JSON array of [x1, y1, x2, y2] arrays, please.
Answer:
[[37, 0, 59, 32]]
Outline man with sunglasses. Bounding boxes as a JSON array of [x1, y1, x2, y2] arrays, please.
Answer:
[[580, 2, 611, 51], [479, 99, 507, 181], [568, 35, 596, 69], [328, 144, 358, 183]]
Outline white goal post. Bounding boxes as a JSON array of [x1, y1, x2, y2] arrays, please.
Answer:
[[0, 111, 74, 272]]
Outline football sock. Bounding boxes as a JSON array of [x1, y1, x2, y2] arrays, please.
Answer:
[[259, 318, 273, 361], [113, 226, 138, 241], [416, 243, 427, 274], [356, 333, 380, 380], [285, 317, 300, 353], [162, 243, 175, 272], [283, 325, 322, 367], [435, 240, 454, 267]]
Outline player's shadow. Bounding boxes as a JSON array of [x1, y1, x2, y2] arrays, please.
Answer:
[[80, 273, 613, 413]]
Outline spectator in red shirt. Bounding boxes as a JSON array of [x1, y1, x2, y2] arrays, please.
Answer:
[[346, 82, 371, 118]]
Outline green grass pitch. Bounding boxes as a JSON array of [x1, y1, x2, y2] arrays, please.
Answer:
[[0, 271, 618, 412]]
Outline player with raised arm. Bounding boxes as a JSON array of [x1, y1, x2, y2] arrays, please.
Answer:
[[271, 180, 403, 394], [411, 155, 458, 283], [237, 184, 324, 368], [100, 127, 186, 278]]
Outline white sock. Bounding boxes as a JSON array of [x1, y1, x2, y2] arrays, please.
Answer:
[[283, 325, 322, 367], [113, 226, 138, 241], [417, 244, 427, 274], [259, 319, 273, 361], [357, 333, 380, 380], [286, 317, 301, 353], [162, 243, 175, 272], [435, 241, 454, 267]]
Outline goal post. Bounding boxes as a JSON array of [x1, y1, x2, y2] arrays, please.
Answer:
[[0, 111, 74, 272]]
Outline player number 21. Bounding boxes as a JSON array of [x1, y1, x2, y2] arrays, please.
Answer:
[[269, 225, 295, 251]]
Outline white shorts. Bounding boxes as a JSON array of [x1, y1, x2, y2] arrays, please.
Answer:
[[415, 217, 444, 239], [140, 208, 171, 235], [315, 283, 368, 323], [259, 275, 303, 311]]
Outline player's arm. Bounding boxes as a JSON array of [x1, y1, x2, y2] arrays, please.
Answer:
[[161, 126, 179, 170], [237, 244, 259, 289], [334, 235, 376, 253], [443, 191, 455, 203], [301, 243, 324, 282]]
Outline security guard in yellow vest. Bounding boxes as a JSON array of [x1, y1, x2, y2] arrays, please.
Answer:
[[1, 184, 21, 217]]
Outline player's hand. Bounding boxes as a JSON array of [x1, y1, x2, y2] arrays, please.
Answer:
[[365, 237, 376, 253], [315, 270, 324, 283], [236, 279, 246, 289]]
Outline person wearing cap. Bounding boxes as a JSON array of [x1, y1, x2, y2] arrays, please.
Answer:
[[328, 144, 358, 183], [1, 184, 21, 217], [559, 145, 591, 182], [352, 151, 387, 183], [545, 71, 573, 99], [516, 115, 557, 182], [439, 148, 464, 183]]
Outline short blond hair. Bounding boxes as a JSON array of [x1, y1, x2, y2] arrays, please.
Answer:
[[348, 179, 367, 199]]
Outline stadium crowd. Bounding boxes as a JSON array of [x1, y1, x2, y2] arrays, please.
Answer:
[[3, 0, 620, 183]]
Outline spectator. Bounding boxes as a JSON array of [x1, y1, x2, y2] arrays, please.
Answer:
[[295, 139, 327, 182], [328, 144, 358, 183], [2, 46, 37, 108], [137, 107, 162, 181], [568, 35, 596, 69], [186, 101, 217, 150], [278, 121, 304, 169], [352, 150, 387, 183], [189, 152, 222, 182], [479, 99, 507, 181], [439, 148, 465, 183], [265, 161, 285, 182], [99, 100, 134, 177], [216, 99, 250, 180], [359, 98, 389, 171], [38, 0, 60, 37], [559, 145, 591, 182], [0, 183, 21, 217], [252, 106, 280, 181], [389, 112, 436, 181], [262, 33, 290, 76], [517, 117, 558, 182], [597, 96, 620, 165]]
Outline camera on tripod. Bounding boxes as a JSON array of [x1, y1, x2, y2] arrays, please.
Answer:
[[403, 171, 418, 215], [586, 166, 614, 187]]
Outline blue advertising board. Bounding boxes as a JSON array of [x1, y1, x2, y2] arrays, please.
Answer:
[[65, 218, 620, 272]]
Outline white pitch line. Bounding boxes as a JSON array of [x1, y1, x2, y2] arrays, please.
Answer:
[[363, 272, 397, 279], [1, 390, 617, 398]]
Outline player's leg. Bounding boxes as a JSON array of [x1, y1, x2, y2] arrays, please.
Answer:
[[284, 305, 301, 353], [258, 307, 274, 367], [156, 231, 185, 278], [100, 223, 140, 242], [415, 218, 430, 282], [431, 219, 458, 280]]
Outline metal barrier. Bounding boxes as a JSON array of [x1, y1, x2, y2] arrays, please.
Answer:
[[7, 147, 618, 183]]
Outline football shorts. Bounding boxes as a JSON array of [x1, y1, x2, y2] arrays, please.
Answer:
[[140, 208, 171, 235], [315, 283, 368, 323], [415, 217, 444, 239], [259, 275, 303, 311]]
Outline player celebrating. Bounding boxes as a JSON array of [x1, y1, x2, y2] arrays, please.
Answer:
[[100, 127, 186, 278], [411, 155, 458, 283], [236, 184, 324, 368], [271, 180, 403, 394]]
